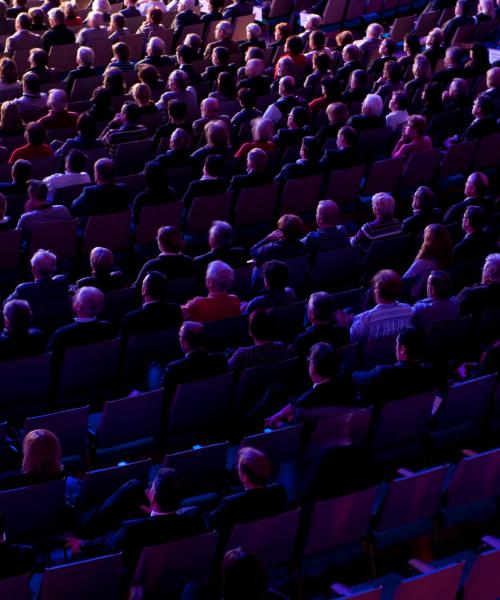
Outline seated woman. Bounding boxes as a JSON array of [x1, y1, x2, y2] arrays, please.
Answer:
[[235, 117, 275, 161], [351, 192, 401, 251], [55, 112, 104, 157], [76, 246, 127, 292], [392, 114, 432, 161], [191, 119, 233, 167], [129, 82, 158, 115], [403, 223, 453, 280], [0, 101, 25, 138], [244, 260, 296, 314], [0, 429, 64, 490]]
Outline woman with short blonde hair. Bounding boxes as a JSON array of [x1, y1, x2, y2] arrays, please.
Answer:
[[22, 429, 63, 477]]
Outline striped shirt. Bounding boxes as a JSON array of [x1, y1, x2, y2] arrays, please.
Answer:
[[351, 218, 402, 249], [350, 302, 412, 343]]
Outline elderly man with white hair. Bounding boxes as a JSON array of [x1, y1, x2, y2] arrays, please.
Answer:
[[458, 254, 500, 317], [192, 97, 224, 137], [302, 200, 349, 253], [182, 260, 241, 321], [237, 58, 271, 96], [239, 23, 266, 53], [483, 66, 500, 103], [356, 22, 384, 55], [262, 75, 299, 124], [204, 20, 239, 59], [351, 192, 402, 250], [173, 0, 200, 40], [137, 36, 173, 67], [41, 8, 76, 52], [64, 46, 98, 93], [194, 221, 247, 271], [347, 93, 385, 132], [76, 11, 108, 45], [37, 88, 78, 130], [7, 249, 69, 305], [48, 286, 114, 356], [298, 13, 322, 42]]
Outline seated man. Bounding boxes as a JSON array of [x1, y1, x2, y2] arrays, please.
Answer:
[[302, 200, 349, 254], [99, 102, 148, 148], [412, 270, 459, 329], [48, 286, 114, 357], [194, 220, 247, 272], [244, 260, 296, 314], [181, 154, 228, 215], [320, 126, 359, 172], [275, 136, 323, 183], [43, 149, 91, 202], [182, 260, 240, 321], [351, 192, 401, 251], [12, 72, 48, 123], [352, 326, 437, 405], [8, 121, 53, 164], [0, 159, 32, 195], [16, 179, 71, 235], [228, 310, 289, 372], [37, 88, 78, 130], [161, 320, 228, 396], [443, 171, 492, 224], [454, 205, 493, 264], [228, 148, 274, 201], [273, 105, 310, 150], [66, 468, 205, 573], [262, 76, 303, 126], [291, 291, 349, 363], [64, 46, 98, 94], [265, 342, 355, 428], [7, 249, 68, 305], [0, 300, 45, 362], [458, 253, 500, 317], [121, 271, 182, 338]]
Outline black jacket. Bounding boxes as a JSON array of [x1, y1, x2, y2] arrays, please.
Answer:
[[161, 350, 228, 398], [48, 320, 115, 356], [71, 183, 131, 217], [121, 302, 182, 338]]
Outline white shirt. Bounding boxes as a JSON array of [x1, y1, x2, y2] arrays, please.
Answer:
[[43, 171, 91, 202], [262, 102, 282, 124], [386, 109, 408, 131], [137, 0, 168, 14]]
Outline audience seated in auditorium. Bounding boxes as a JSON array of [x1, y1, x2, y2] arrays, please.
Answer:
[[42, 6, 75, 51], [17, 179, 71, 235]]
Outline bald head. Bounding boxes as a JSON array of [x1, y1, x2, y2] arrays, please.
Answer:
[[316, 200, 340, 229], [73, 286, 105, 318], [179, 321, 206, 353], [200, 97, 219, 119], [487, 66, 500, 90]]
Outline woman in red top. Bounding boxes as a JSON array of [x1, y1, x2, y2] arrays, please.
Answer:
[[392, 114, 432, 161], [8, 122, 53, 164], [274, 35, 307, 79], [235, 117, 275, 161], [308, 77, 342, 114]]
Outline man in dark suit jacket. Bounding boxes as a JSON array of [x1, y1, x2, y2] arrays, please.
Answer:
[[48, 286, 115, 357], [7, 249, 69, 305], [458, 254, 500, 317], [181, 154, 228, 214], [461, 94, 498, 141], [333, 44, 362, 86], [172, 0, 200, 40], [443, 171, 492, 224], [41, 7, 75, 52], [454, 206, 493, 264], [320, 125, 359, 172], [228, 147, 274, 201], [275, 136, 324, 183], [273, 106, 309, 150], [352, 327, 438, 406], [0, 299, 46, 362], [302, 200, 350, 254], [161, 321, 228, 399], [68, 468, 205, 573], [71, 157, 130, 220], [121, 272, 182, 338], [442, 0, 474, 45], [194, 221, 248, 272]]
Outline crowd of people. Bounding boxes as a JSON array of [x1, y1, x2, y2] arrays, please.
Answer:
[[0, 0, 498, 596]]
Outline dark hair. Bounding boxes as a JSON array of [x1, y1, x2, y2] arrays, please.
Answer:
[[309, 291, 334, 322], [144, 160, 167, 189], [262, 260, 289, 290], [176, 43, 195, 64], [204, 153, 224, 177], [29, 48, 48, 68], [310, 29, 325, 49], [112, 41, 130, 61], [249, 309, 277, 341], [313, 51, 331, 72], [216, 71, 237, 98], [338, 125, 357, 146], [222, 549, 268, 600], [12, 159, 32, 183], [285, 34, 303, 56], [309, 342, 338, 378], [152, 468, 185, 512], [28, 179, 48, 202], [464, 205, 485, 230], [77, 112, 97, 137], [122, 101, 141, 123], [104, 67, 125, 95], [428, 270, 453, 300], [321, 76, 341, 100], [213, 45, 230, 65], [391, 90, 409, 110], [3, 299, 32, 332], [157, 225, 184, 253], [397, 326, 424, 360], [138, 63, 161, 87], [372, 269, 402, 302], [26, 122, 46, 145], [403, 32, 421, 55], [301, 135, 322, 161], [66, 149, 86, 172], [143, 270, 167, 300], [456, 0, 471, 15], [290, 105, 308, 128], [91, 86, 113, 110], [112, 13, 125, 28], [383, 37, 397, 55], [181, 321, 206, 350], [168, 99, 188, 121], [384, 60, 403, 83], [237, 87, 257, 109], [23, 71, 40, 93], [475, 93, 494, 116]]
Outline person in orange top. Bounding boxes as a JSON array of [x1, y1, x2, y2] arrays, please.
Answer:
[[234, 117, 275, 161], [8, 122, 53, 163], [391, 114, 432, 161], [274, 35, 307, 79], [182, 260, 241, 322]]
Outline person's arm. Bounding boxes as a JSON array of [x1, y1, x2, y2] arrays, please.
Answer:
[[349, 312, 366, 343], [264, 403, 294, 429], [70, 189, 87, 216]]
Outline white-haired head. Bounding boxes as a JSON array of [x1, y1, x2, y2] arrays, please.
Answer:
[[180, 0, 195, 10], [246, 58, 264, 77], [147, 36, 165, 56], [246, 22, 261, 39], [372, 192, 395, 218], [88, 10, 104, 27], [73, 286, 105, 318], [367, 22, 383, 38], [362, 93, 383, 116], [47, 88, 68, 112], [77, 46, 95, 66], [92, 0, 110, 12], [216, 20, 232, 39], [305, 13, 321, 29], [482, 253, 500, 284], [201, 96, 219, 118], [31, 249, 57, 278], [205, 260, 234, 292], [209, 221, 233, 250]]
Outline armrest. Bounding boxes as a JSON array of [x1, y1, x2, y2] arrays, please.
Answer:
[[397, 468, 415, 477], [330, 583, 352, 595], [462, 449, 478, 457], [408, 558, 435, 574], [482, 535, 500, 549]]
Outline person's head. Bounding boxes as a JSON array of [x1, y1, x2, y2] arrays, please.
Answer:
[[388, 90, 410, 114], [77, 46, 95, 68], [464, 171, 489, 198], [72, 286, 105, 318], [25, 122, 46, 147], [342, 43, 361, 64], [417, 223, 453, 268], [0, 58, 18, 85], [76, 111, 97, 138], [445, 45, 462, 68], [0, 100, 23, 132], [205, 260, 234, 293], [120, 101, 141, 124], [405, 114, 427, 140], [288, 105, 308, 129], [147, 36, 165, 58], [142, 270, 167, 302], [349, 69, 367, 90], [312, 51, 331, 74], [486, 66, 500, 90], [207, 0, 223, 12], [455, 0, 471, 15], [149, 468, 185, 513], [403, 32, 421, 56], [27, 179, 48, 207], [412, 54, 431, 80], [335, 30, 353, 48], [326, 101, 349, 125], [309, 29, 326, 51], [222, 549, 268, 600], [247, 146, 267, 173], [382, 60, 402, 83], [320, 76, 341, 101], [379, 37, 396, 57], [168, 99, 187, 125], [276, 56, 294, 78], [22, 71, 40, 94], [426, 269, 454, 300], [468, 42, 490, 69], [304, 13, 321, 30], [170, 126, 190, 151], [300, 136, 321, 161], [237, 87, 257, 112], [29, 6, 46, 27], [112, 41, 130, 62], [3, 299, 32, 333], [316, 199, 340, 230], [15, 12, 32, 31], [462, 205, 485, 233], [478, 0, 495, 16], [262, 260, 289, 291], [203, 153, 224, 178], [308, 342, 337, 382], [168, 69, 189, 92], [371, 192, 395, 220], [248, 309, 277, 343], [131, 82, 152, 107], [482, 253, 500, 284], [205, 119, 229, 149], [246, 22, 261, 41], [157, 225, 185, 254], [138, 63, 161, 88], [89, 246, 114, 276], [208, 220, 233, 250], [47, 88, 68, 113], [179, 321, 206, 353], [449, 77, 467, 100], [215, 71, 236, 98], [244, 46, 263, 62], [103, 66, 125, 94], [179, 0, 195, 11], [184, 33, 202, 53], [48, 7, 64, 27], [109, 12, 125, 32], [176, 43, 195, 64], [94, 157, 114, 184], [472, 93, 494, 119], [274, 21, 290, 43], [244, 58, 264, 79], [22, 429, 62, 476], [426, 27, 443, 49], [412, 185, 435, 212], [277, 214, 303, 241], [372, 269, 402, 304], [146, 6, 163, 24], [200, 97, 219, 120], [11, 159, 31, 184], [278, 75, 295, 97], [250, 118, 273, 145], [215, 20, 232, 40], [87, 10, 104, 28], [396, 326, 423, 361], [31, 249, 57, 279], [91, 85, 112, 110], [65, 149, 86, 174], [362, 93, 383, 116], [143, 159, 166, 191], [336, 125, 357, 149], [422, 81, 443, 110], [366, 22, 383, 39], [307, 291, 334, 324], [236, 447, 271, 488]]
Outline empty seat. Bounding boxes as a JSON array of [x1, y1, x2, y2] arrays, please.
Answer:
[[83, 211, 131, 253], [279, 174, 322, 216], [185, 193, 232, 236], [135, 202, 182, 245], [28, 219, 79, 260], [0, 574, 31, 600]]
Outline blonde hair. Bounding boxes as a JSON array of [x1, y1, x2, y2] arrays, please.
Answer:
[[205, 119, 229, 149], [0, 101, 24, 133], [22, 429, 62, 476], [252, 117, 274, 142], [131, 82, 151, 106]]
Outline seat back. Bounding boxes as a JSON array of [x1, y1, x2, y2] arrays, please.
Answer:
[[324, 165, 365, 205], [390, 15, 418, 42], [100, 287, 139, 325], [305, 406, 373, 451], [450, 22, 476, 45], [473, 132, 500, 170], [323, 0, 347, 24], [304, 487, 378, 556], [136, 202, 182, 245], [234, 183, 278, 227], [439, 140, 476, 178], [163, 442, 229, 491], [231, 14, 254, 41], [123, 328, 182, 384], [271, 300, 307, 342], [48, 43, 78, 71], [415, 10, 440, 36], [185, 192, 232, 236], [23, 406, 89, 460], [0, 229, 21, 271], [310, 246, 360, 292], [0, 574, 30, 600], [53, 184, 86, 208], [393, 562, 464, 600], [240, 424, 303, 467], [0, 478, 67, 543], [360, 333, 397, 369], [228, 510, 300, 567], [359, 127, 393, 160], [463, 548, 500, 600], [39, 554, 123, 600], [401, 150, 441, 188], [115, 139, 153, 175], [0, 353, 51, 417], [363, 234, 412, 276], [280, 174, 322, 216], [364, 158, 404, 195], [375, 465, 448, 531], [133, 532, 217, 600], [83, 211, 130, 253], [28, 219, 79, 259], [70, 75, 104, 101], [96, 390, 163, 448], [203, 313, 250, 351]]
